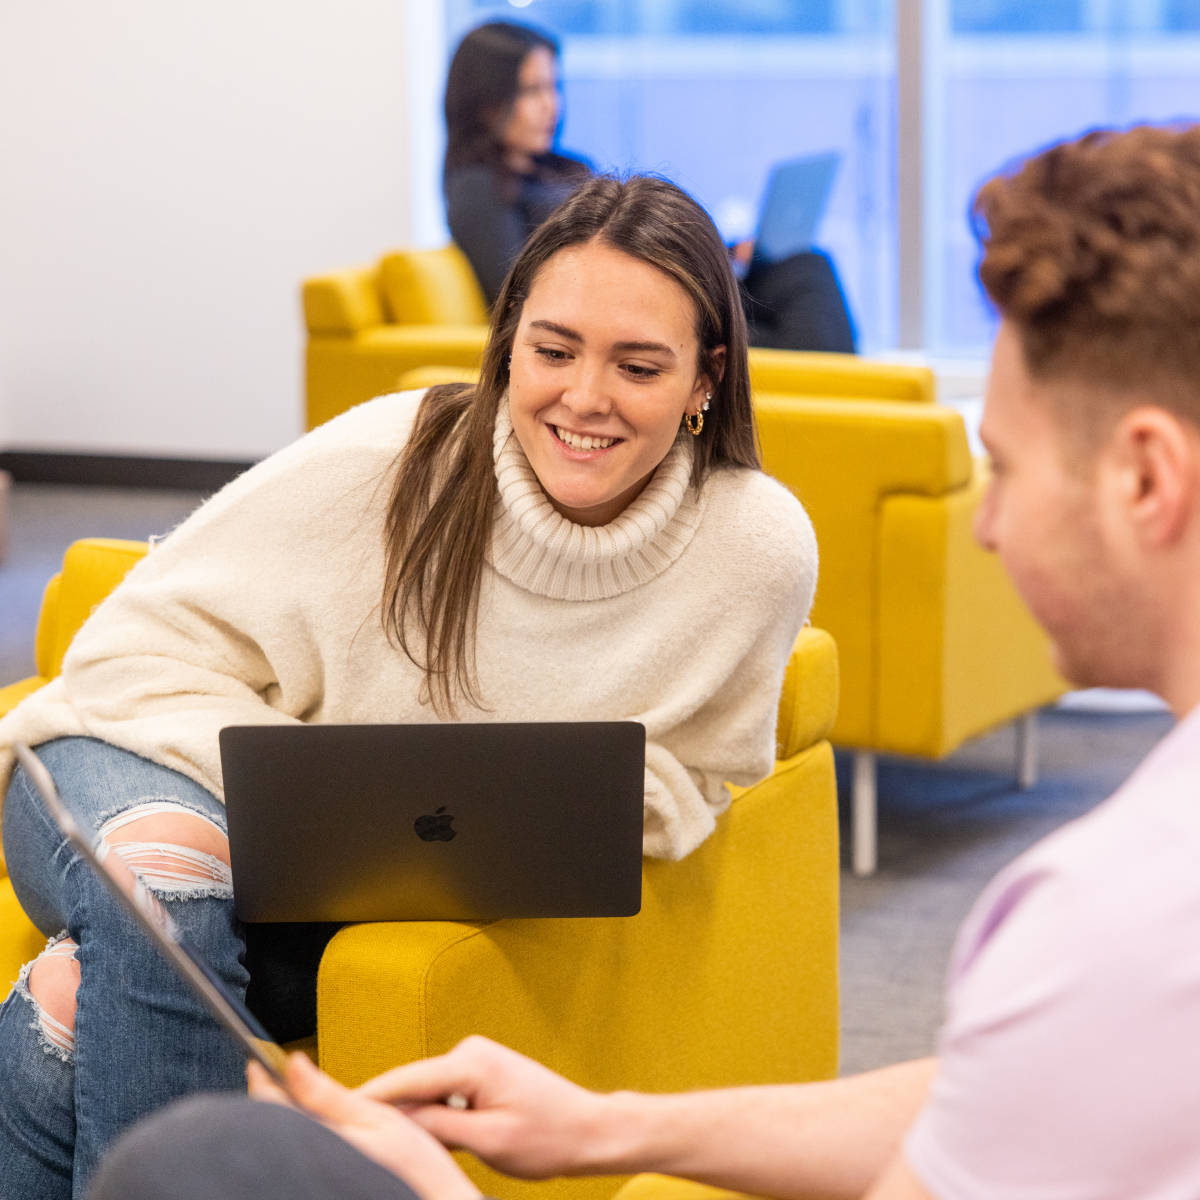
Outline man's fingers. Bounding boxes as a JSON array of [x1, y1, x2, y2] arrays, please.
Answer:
[[283, 1052, 378, 1124], [403, 1102, 486, 1147], [247, 1060, 295, 1109], [359, 1052, 481, 1106]]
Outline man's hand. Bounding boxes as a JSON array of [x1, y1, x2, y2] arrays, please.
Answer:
[[247, 1053, 482, 1200], [357, 1035, 616, 1179]]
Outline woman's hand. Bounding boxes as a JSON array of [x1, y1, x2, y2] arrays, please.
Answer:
[[356, 1035, 623, 1180], [247, 1053, 482, 1200]]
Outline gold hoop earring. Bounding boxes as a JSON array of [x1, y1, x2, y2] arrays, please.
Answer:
[[684, 410, 704, 436]]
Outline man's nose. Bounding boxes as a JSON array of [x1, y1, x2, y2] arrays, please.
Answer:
[[974, 482, 998, 550]]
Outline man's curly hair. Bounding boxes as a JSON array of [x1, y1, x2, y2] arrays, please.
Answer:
[[975, 125, 1200, 411]]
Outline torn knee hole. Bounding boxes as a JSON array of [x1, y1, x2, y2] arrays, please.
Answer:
[[99, 803, 232, 897], [25, 937, 79, 1059]]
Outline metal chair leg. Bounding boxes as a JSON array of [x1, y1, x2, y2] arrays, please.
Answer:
[[1016, 711, 1038, 790], [852, 751, 877, 876]]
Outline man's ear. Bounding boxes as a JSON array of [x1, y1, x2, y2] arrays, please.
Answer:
[[1108, 406, 1200, 548]]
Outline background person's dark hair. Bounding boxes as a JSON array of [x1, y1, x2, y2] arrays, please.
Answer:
[[974, 123, 1200, 428], [383, 174, 760, 715], [444, 21, 559, 175]]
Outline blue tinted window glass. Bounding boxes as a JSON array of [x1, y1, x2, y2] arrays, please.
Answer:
[[1164, 0, 1200, 30], [952, 0, 1083, 34]]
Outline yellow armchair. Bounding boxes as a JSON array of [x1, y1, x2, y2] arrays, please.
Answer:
[[0, 538, 151, 994], [1, 541, 843, 1200], [754, 395, 1066, 873], [304, 245, 491, 431]]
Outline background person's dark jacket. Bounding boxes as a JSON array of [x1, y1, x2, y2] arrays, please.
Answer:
[[445, 152, 591, 305]]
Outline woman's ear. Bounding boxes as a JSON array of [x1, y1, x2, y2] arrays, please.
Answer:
[[700, 345, 727, 400]]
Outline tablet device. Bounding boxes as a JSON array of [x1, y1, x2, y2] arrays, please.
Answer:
[[12, 742, 291, 1088], [219, 721, 646, 923], [754, 151, 840, 265]]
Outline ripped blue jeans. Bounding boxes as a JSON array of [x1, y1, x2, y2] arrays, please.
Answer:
[[0, 737, 248, 1200]]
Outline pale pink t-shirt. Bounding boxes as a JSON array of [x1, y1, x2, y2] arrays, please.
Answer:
[[905, 702, 1200, 1200]]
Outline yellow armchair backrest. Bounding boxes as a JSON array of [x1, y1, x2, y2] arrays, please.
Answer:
[[748, 348, 935, 403], [755, 394, 971, 746], [36, 539, 149, 680], [380, 245, 489, 326]]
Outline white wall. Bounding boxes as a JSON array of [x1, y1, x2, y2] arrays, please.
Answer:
[[0, 2, 444, 461]]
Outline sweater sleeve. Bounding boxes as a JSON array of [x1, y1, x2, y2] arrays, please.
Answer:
[[445, 166, 525, 306], [18, 395, 423, 801], [638, 471, 819, 860]]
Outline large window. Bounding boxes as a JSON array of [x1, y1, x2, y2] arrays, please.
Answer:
[[444, 0, 1200, 356], [932, 0, 1200, 352], [446, 0, 897, 351]]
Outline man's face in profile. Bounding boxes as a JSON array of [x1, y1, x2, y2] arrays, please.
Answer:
[[975, 322, 1141, 689]]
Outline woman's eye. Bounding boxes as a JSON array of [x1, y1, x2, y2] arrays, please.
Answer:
[[534, 347, 570, 362], [623, 364, 662, 379]]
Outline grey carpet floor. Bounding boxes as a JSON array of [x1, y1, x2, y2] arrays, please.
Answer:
[[0, 484, 1176, 1076]]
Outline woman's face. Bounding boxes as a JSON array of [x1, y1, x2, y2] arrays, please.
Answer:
[[501, 47, 559, 160], [508, 239, 724, 528]]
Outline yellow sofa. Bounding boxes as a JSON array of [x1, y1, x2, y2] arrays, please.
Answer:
[[1, 539, 842, 1200], [302, 247, 938, 432]]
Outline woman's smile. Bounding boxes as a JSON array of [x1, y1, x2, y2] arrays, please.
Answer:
[[550, 424, 623, 455]]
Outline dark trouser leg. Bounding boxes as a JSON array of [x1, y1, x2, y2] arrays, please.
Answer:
[[88, 1095, 422, 1200], [744, 250, 857, 353]]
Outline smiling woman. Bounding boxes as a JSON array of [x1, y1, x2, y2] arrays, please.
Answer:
[[0, 173, 816, 1194]]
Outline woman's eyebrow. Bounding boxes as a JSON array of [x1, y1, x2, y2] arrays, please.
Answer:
[[613, 340, 676, 358], [529, 319, 583, 341], [527, 320, 677, 360]]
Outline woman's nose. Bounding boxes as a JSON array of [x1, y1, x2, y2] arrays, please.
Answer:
[[560, 360, 612, 414]]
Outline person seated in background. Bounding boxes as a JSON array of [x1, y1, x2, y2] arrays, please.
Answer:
[[0, 173, 817, 1199], [444, 21, 591, 308], [91, 124, 1200, 1200], [444, 21, 856, 354]]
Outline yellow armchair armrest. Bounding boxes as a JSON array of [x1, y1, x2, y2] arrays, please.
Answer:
[[776, 627, 838, 760], [42, 540, 149, 680], [34, 574, 61, 679], [0, 677, 49, 720]]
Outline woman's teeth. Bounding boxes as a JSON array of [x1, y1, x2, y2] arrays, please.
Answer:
[[555, 427, 616, 451]]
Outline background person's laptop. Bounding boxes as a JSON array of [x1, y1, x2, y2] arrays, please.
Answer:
[[219, 722, 645, 923], [752, 151, 841, 265]]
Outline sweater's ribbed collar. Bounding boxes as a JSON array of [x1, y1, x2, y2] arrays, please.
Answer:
[[489, 397, 705, 601]]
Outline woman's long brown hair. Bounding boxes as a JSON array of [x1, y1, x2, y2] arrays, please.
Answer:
[[382, 174, 760, 715]]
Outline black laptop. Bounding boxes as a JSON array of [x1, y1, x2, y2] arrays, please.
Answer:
[[219, 722, 645, 923]]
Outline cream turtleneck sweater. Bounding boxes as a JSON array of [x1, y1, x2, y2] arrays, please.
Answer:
[[0, 391, 817, 860]]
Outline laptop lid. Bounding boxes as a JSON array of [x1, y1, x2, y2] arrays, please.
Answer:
[[220, 721, 645, 924], [754, 151, 840, 265]]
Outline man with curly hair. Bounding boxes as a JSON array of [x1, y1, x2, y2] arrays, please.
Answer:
[[95, 124, 1200, 1200]]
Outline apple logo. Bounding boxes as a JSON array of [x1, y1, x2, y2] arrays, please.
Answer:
[[414, 806, 457, 842]]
